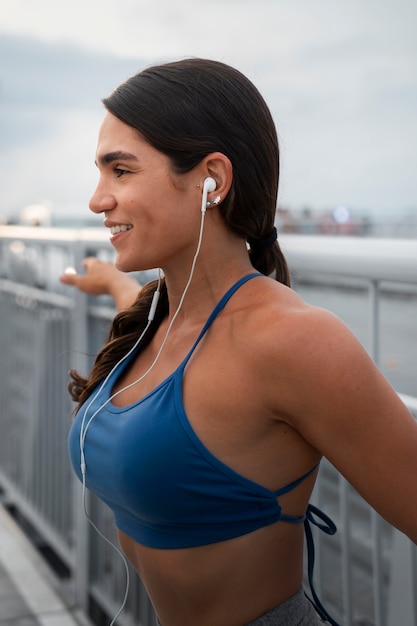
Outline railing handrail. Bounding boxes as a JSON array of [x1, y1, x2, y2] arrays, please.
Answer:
[[280, 234, 417, 283], [1, 225, 416, 281], [0, 225, 108, 244]]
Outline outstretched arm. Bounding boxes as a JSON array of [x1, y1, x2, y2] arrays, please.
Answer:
[[259, 304, 417, 544], [60, 257, 141, 311]]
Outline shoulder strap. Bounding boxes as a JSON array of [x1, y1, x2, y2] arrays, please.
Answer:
[[180, 273, 261, 371]]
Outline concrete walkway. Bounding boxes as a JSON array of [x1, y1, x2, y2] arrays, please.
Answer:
[[0, 505, 83, 626]]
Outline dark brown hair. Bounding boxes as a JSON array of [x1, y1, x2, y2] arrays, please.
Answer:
[[69, 58, 290, 407]]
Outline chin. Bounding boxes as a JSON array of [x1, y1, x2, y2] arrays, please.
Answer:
[[114, 258, 136, 273], [115, 256, 151, 274]]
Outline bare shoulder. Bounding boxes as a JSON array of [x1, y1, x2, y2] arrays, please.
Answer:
[[233, 275, 364, 419], [238, 276, 389, 427], [237, 275, 352, 363], [235, 276, 417, 542]]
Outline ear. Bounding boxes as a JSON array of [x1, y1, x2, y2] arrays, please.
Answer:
[[200, 152, 233, 203]]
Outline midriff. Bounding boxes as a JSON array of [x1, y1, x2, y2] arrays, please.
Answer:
[[118, 516, 305, 626]]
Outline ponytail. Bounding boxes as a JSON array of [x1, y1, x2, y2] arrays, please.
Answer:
[[247, 226, 291, 286]]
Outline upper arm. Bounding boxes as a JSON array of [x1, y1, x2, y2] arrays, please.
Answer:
[[265, 307, 417, 543]]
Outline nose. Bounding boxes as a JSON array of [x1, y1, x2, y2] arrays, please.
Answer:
[[89, 184, 117, 214]]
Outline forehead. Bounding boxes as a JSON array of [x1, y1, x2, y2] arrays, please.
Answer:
[[95, 112, 171, 171], [97, 112, 143, 152]]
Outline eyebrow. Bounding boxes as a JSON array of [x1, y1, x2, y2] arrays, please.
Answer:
[[96, 151, 139, 167]]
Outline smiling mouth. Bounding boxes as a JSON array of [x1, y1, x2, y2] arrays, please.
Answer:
[[110, 224, 133, 235]]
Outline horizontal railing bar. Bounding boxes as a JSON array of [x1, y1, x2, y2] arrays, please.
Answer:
[[398, 393, 417, 415], [0, 278, 71, 307], [281, 234, 417, 283]]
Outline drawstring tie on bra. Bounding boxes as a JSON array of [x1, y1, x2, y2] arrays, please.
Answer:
[[304, 504, 339, 625]]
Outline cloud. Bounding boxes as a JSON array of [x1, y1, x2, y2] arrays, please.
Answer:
[[0, 33, 147, 110], [0, 34, 148, 217], [1, 108, 101, 218], [0, 0, 416, 219], [0, 33, 148, 151]]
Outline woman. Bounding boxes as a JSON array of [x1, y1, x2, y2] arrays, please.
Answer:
[[62, 58, 417, 626]]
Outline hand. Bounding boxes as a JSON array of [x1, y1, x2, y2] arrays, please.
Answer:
[[60, 257, 141, 310]]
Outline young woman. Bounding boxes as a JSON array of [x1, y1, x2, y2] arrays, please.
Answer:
[[62, 58, 417, 626]]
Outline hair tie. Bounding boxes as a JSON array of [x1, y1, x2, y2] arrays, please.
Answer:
[[248, 226, 278, 252]]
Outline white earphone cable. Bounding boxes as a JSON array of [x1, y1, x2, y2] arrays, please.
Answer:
[[79, 181, 212, 624]]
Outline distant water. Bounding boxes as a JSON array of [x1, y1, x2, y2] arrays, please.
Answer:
[[295, 281, 417, 397]]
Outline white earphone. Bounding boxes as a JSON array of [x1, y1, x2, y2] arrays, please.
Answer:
[[203, 176, 216, 193], [78, 176, 217, 625], [201, 177, 216, 213], [80, 177, 216, 474]]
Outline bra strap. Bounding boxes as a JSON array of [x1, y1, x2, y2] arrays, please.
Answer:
[[277, 462, 321, 524], [180, 273, 262, 371], [275, 462, 320, 497]]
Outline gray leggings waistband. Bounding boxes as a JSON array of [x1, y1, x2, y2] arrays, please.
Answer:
[[245, 587, 324, 625], [155, 587, 324, 625]]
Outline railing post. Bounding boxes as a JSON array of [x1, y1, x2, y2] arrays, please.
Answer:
[[368, 279, 380, 366], [368, 280, 385, 626], [340, 477, 353, 626], [387, 529, 417, 625], [70, 240, 91, 612]]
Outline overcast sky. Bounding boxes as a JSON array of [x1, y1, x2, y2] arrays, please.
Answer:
[[0, 0, 416, 223]]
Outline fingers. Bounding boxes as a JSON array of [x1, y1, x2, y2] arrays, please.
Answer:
[[59, 257, 140, 308], [81, 256, 102, 271], [59, 257, 118, 296], [59, 257, 97, 288], [60, 266, 79, 285], [60, 257, 103, 283]]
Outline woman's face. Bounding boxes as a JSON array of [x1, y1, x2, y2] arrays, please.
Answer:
[[89, 112, 201, 273]]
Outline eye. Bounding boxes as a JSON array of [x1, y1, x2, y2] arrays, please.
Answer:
[[114, 167, 129, 178]]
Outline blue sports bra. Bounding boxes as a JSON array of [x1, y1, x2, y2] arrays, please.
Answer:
[[68, 273, 338, 624]]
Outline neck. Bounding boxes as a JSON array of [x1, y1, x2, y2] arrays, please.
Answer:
[[162, 239, 254, 326]]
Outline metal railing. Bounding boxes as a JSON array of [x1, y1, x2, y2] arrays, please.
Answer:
[[0, 226, 416, 626]]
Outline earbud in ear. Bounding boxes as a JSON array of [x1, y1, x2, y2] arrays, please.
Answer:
[[203, 177, 216, 193], [200, 177, 216, 214]]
